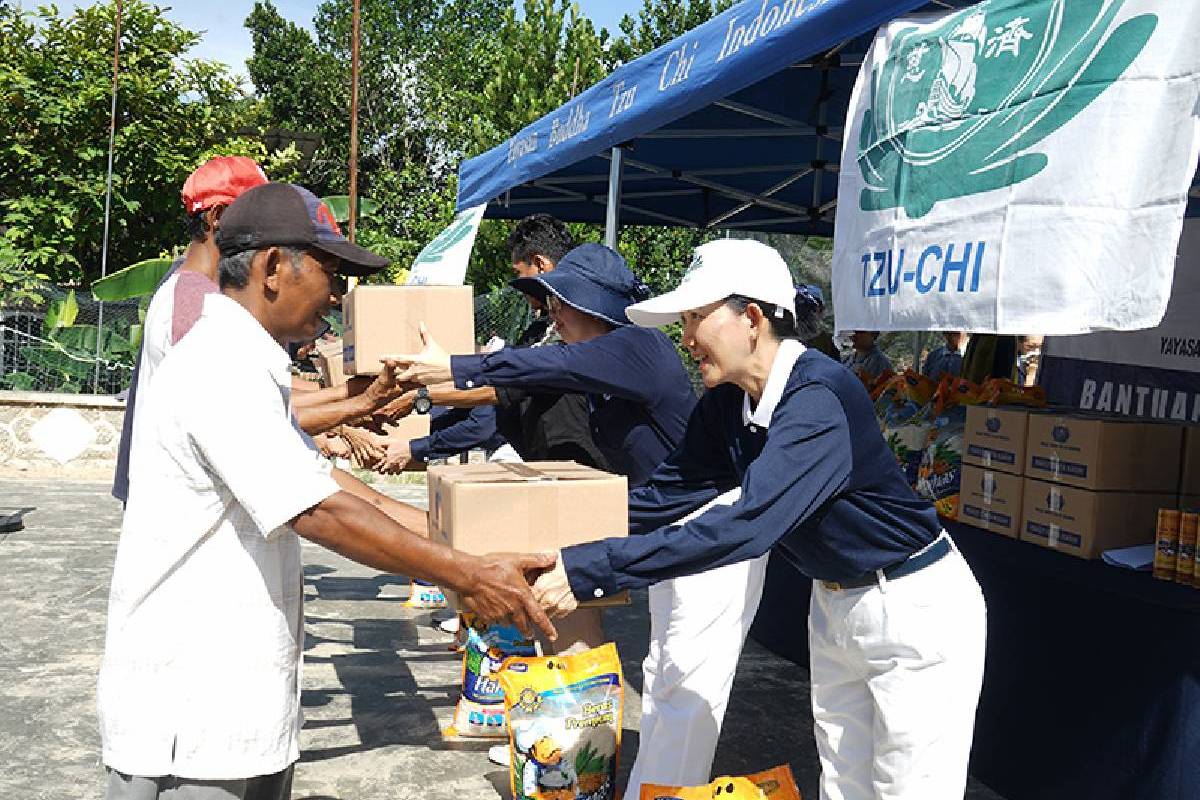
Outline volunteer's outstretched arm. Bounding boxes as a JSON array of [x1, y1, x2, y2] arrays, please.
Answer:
[[534, 384, 853, 616], [292, 492, 555, 638]]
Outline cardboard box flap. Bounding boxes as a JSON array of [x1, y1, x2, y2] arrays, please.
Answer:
[[429, 461, 617, 485]]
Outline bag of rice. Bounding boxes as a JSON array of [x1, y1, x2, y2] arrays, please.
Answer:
[[499, 643, 624, 800], [880, 371, 938, 487], [446, 614, 537, 738], [916, 377, 985, 518], [640, 765, 801, 800]]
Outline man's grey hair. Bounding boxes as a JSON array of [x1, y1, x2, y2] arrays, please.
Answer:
[[217, 246, 306, 290]]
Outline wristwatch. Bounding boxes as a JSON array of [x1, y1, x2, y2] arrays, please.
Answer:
[[413, 387, 433, 415]]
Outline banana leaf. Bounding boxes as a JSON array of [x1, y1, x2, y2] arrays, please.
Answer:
[[43, 289, 78, 329], [320, 195, 379, 224], [91, 258, 175, 301]]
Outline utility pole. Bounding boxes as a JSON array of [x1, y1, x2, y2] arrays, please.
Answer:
[[346, 0, 362, 290], [96, 0, 123, 393], [348, 0, 361, 243]]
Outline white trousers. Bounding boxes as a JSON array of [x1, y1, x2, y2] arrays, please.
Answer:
[[626, 489, 769, 799], [809, 536, 987, 800]]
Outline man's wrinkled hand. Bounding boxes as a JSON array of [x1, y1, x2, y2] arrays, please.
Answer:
[[375, 389, 417, 422], [531, 553, 580, 619], [338, 424, 384, 469], [456, 552, 558, 640], [384, 323, 453, 386]]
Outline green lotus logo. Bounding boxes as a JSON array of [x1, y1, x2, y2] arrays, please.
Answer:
[[857, 0, 1156, 218], [413, 210, 477, 264]]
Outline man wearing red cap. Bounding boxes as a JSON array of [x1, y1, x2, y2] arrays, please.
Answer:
[[113, 157, 407, 501], [98, 182, 556, 799], [111, 156, 268, 503]]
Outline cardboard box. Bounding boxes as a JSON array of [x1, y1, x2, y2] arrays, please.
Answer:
[[427, 461, 629, 609], [1024, 412, 1183, 491], [342, 285, 476, 375], [312, 337, 347, 387], [957, 465, 1024, 538], [428, 461, 627, 553], [1019, 478, 1175, 559], [962, 406, 1029, 475], [1181, 427, 1200, 495]]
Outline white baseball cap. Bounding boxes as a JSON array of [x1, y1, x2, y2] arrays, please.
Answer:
[[625, 238, 796, 327]]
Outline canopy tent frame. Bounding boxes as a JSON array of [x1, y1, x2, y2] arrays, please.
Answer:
[[457, 0, 1200, 244]]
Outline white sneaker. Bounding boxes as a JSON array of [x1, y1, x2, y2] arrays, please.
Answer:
[[488, 744, 511, 767], [437, 616, 460, 634]]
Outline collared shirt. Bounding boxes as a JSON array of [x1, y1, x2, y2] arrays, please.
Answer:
[[842, 344, 892, 381], [562, 341, 941, 599], [98, 293, 340, 780], [113, 264, 219, 502], [921, 345, 964, 380], [451, 326, 696, 486]]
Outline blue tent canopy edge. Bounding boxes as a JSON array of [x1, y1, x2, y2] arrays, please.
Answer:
[[457, 0, 1200, 235]]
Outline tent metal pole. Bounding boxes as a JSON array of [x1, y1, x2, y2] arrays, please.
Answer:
[[604, 146, 623, 249]]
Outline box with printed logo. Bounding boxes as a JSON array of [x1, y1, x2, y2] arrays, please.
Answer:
[[427, 461, 630, 609], [962, 406, 1029, 476], [957, 465, 1024, 538], [342, 285, 476, 376], [1019, 478, 1175, 559], [1024, 413, 1183, 491]]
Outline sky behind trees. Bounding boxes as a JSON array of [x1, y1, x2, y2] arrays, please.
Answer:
[[53, 0, 647, 78]]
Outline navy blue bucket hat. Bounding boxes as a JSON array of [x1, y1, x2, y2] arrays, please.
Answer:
[[510, 243, 650, 326]]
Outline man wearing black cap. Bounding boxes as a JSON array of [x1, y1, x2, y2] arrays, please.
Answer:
[[97, 184, 555, 800]]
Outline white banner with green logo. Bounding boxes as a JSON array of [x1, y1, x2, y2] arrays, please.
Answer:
[[406, 204, 486, 286], [832, 0, 1200, 335]]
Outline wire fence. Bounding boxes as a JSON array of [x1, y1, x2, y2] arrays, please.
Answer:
[[1, 285, 139, 395]]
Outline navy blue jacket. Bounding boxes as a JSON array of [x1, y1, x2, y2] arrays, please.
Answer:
[[562, 349, 942, 598], [451, 326, 696, 486], [409, 405, 505, 463]]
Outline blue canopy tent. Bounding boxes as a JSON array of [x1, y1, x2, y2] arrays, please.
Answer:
[[458, 3, 1200, 799], [457, 0, 1200, 240]]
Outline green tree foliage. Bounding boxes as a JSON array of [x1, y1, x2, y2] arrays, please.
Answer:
[[0, 1, 254, 291], [246, 0, 509, 279], [609, 0, 735, 65]]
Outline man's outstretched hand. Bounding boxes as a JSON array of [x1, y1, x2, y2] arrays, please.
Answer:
[[456, 551, 558, 641]]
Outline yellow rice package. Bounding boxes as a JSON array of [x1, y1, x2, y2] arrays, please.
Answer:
[[446, 615, 537, 738], [498, 643, 624, 800], [639, 765, 802, 800]]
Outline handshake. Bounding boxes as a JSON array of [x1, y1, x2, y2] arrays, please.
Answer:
[[452, 550, 582, 641]]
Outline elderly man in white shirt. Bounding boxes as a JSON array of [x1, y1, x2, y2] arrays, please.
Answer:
[[98, 183, 556, 800]]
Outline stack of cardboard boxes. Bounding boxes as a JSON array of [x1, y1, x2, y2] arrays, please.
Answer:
[[960, 408, 1197, 560]]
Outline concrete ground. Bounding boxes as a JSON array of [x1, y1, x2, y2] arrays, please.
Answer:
[[0, 478, 1005, 800]]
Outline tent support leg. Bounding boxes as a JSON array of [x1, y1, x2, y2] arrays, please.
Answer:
[[605, 146, 624, 249]]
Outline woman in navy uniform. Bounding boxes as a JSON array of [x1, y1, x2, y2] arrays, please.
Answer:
[[391, 243, 698, 661], [393, 243, 695, 488], [533, 239, 987, 800]]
